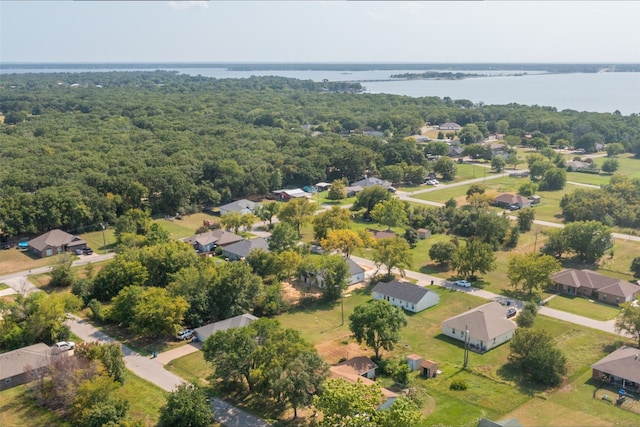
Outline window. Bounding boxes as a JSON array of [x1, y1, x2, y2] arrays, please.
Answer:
[[602, 294, 607, 300], [452, 328, 456, 335]]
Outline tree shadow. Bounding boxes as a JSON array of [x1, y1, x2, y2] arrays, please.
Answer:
[[496, 362, 549, 397]]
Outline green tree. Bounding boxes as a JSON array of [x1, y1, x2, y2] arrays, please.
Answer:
[[273, 350, 328, 418], [327, 179, 347, 200], [615, 303, 640, 347], [70, 374, 129, 427], [517, 207, 536, 232], [254, 202, 280, 227], [268, 222, 299, 252], [49, 254, 75, 288], [539, 166, 567, 191], [314, 378, 382, 427], [606, 142, 625, 157], [207, 261, 263, 321], [349, 299, 408, 360], [371, 198, 408, 231], [433, 156, 457, 181], [451, 238, 496, 280], [75, 341, 126, 384], [516, 301, 539, 328], [631, 257, 640, 279], [518, 181, 538, 197], [145, 222, 171, 246], [278, 197, 316, 237], [159, 384, 214, 427], [601, 158, 619, 174], [131, 287, 188, 338], [372, 236, 412, 277], [505, 152, 522, 170], [220, 211, 244, 234], [562, 220, 611, 263], [109, 285, 145, 327], [379, 396, 423, 427], [491, 156, 506, 172], [91, 257, 149, 301], [540, 228, 568, 259], [203, 325, 258, 390], [507, 253, 561, 295], [508, 329, 567, 386], [428, 240, 457, 265], [352, 185, 392, 215], [458, 123, 483, 144], [318, 254, 349, 302]]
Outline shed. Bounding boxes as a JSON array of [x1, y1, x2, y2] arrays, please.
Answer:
[[417, 228, 431, 239], [421, 359, 439, 378], [406, 354, 423, 371]]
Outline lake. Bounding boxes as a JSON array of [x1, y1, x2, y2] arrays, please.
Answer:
[[2, 65, 639, 114]]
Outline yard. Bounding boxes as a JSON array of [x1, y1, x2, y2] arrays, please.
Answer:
[[544, 294, 621, 321], [165, 281, 635, 426]]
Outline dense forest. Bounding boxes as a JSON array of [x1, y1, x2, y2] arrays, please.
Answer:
[[1, 71, 639, 238]]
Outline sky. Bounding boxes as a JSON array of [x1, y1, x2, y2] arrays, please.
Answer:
[[1, 1, 639, 64]]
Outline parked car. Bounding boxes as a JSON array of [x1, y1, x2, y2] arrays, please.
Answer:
[[74, 248, 83, 255], [55, 341, 75, 351], [506, 308, 517, 318], [387, 186, 397, 193], [454, 280, 471, 288], [508, 204, 520, 211], [176, 329, 195, 340], [83, 247, 93, 255]]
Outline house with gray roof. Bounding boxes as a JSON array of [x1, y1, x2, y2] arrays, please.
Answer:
[[218, 199, 257, 215], [182, 229, 244, 253], [493, 193, 531, 209], [550, 269, 640, 306], [0, 343, 55, 391], [438, 122, 462, 131], [194, 313, 259, 343], [352, 176, 391, 189], [28, 229, 87, 258], [347, 258, 366, 285], [592, 345, 640, 392], [372, 280, 439, 313], [441, 302, 516, 352], [221, 238, 269, 261]]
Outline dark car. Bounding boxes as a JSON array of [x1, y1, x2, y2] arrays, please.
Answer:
[[83, 247, 93, 255], [506, 308, 517, 318]]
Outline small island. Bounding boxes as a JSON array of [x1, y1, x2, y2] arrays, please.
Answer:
[[390, 71, 486, 80]]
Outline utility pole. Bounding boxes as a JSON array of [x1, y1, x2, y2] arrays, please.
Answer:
[[341, 291, 345, 326], [463, 324, 470, 368], [100, 223, 107, 253]]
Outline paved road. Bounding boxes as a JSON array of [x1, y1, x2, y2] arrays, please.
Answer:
[[65, 315, 272, 427], [349, 255, 631, 339]]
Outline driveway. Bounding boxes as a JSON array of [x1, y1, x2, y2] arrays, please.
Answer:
[[64, 315, 272, 427]]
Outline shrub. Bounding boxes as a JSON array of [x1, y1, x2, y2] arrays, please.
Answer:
[[449, 379, 468, 390]]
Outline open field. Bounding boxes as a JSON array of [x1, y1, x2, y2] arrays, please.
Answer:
[[0, 248, 55, 275]]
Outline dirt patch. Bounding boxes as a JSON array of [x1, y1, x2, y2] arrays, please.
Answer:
[[315, 337, 368, 365], [281, 280, 322, 305]]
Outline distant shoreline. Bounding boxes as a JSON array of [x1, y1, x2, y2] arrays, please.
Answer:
[[1, 63, 639, 74]]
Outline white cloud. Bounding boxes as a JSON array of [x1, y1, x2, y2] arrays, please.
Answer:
[[167, 1, 209, 11]]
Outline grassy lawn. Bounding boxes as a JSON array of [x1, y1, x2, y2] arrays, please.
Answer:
[[120, 370, 167, 426], [165, 351, 210, 386], [0, 282, 9, 290], [545, 294, 621, 321], [0, 384, 70, 427], [0, 248, 54, 276]]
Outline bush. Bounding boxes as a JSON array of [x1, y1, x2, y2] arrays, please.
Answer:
[[449, 379, 468, 391]]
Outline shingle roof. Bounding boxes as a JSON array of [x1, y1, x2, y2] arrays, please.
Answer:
[[334, 356, 378, 376], [598, 281, 640, 299], [550, 269, 620, 290], [329, 367, 398, 399], [592, 346, 640, 384], [347, 258, 365, 276], [352, 177, 391, 188], [183, 230, 243, 247], [194, 314, 259, 342], [441, 302, 516, 342], [28, 229, 85, 252], [493, 193, 529, 206], [219, 199, 256, 213], [222, 238, 269, 259], [0, 343, 53, 378], [372, 280, 432, 305]]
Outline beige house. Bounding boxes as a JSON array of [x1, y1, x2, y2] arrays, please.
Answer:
[[0, 343, 55, 390], [592, 346, 640, 392], [441, 302, 516, 352], [329, 357, 398, 410], [550, 269, 640, 306]]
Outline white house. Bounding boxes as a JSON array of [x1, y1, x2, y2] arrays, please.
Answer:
[[347, 258, 366, 285], [194, 313, 259, 343], [441, 302, 516, 352], [372, 280, 439, 313], [438, 122, 462, 131]]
